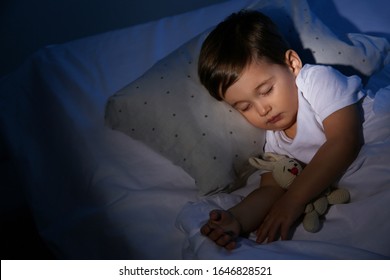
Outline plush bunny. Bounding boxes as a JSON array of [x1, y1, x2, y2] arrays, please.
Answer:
[[249, 152, 350, 233], [249, 153, 304, 189]]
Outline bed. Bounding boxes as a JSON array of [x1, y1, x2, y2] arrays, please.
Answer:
[[1, 0, 390, 260]]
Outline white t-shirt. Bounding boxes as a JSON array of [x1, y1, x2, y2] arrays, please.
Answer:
[[264, 64, 366, 164]]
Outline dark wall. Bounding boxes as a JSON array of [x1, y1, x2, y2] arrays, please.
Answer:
[[0, 0, 227, 77]]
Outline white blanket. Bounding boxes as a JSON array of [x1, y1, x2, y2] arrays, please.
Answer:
[[177, 136, 390, 259]]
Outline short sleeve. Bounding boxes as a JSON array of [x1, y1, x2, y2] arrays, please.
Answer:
[[296, 64, 365, 121]]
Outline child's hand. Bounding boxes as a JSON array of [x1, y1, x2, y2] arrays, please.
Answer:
[[255, 194, 305, 243], [200, 209, 241, 250]]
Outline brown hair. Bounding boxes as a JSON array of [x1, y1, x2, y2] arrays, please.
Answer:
[[198, 10, 290, 100]]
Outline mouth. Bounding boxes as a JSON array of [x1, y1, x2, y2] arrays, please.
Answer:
[[267, 114, 282, 124]]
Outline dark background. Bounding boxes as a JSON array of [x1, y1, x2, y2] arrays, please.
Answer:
[[0, 0, 227, 77], [0, 0, 226, 259]]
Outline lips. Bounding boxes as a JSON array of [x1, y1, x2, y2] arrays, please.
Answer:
[[267, 114, 282, 124]]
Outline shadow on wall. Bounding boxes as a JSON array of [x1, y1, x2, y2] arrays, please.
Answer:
[[0, 0, 227, 77]]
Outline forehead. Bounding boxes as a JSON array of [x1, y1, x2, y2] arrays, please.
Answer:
[[238, 60, 273, 84], [223, 60, 275, 100]]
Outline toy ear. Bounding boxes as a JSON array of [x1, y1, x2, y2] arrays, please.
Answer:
[[263, 152, 287, 162], [248, 156, 275, 171]]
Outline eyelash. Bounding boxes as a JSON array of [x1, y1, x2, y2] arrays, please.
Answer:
[[260, 86, 273, 96], [236, 86, 273, 112], [240, 104, 251, 112]]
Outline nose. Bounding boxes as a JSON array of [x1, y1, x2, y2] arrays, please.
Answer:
[[254, 101, 270, 117]]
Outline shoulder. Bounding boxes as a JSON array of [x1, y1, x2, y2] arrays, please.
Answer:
[[297, 64, 362, 90], [299, 64, 330, 76], [296, 64, 365, 121], [297, 64, 350, 87]]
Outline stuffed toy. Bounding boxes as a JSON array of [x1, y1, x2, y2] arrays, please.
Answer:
[[249, 152, 350, 233]]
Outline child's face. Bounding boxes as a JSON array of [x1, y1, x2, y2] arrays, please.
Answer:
[[223, 53, 301, 135]]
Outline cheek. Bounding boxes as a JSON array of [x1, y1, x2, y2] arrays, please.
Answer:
[[242, 112, 266, 129], [278, 85, 298, 111]]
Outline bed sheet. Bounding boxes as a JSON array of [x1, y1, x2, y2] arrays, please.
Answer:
[[1, 0, 390, 259]]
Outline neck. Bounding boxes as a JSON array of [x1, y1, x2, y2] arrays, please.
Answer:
[[283, 122, 297, 139]]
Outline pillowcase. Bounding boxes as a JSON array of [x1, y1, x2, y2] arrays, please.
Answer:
[[249, 0, 389, 77], [105, 0, 388, 195], [105, 31, 265, 196]]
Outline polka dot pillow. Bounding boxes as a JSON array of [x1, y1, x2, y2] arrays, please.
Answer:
[[105, 32, 265, 195], [252, 0, 389, 78], [105, 0, 389, 195]]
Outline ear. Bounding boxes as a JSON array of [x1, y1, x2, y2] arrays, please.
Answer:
[[248, 156, 275, 171], [263, 152, 286, 162], [285, 49, 302, 76]]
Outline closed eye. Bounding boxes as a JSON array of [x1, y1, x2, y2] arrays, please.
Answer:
[[235, 103, 252, 112], [257, 85, 273, 97], [261, 86, 273, 96]]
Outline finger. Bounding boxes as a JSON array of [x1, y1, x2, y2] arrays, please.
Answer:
[[207, 226, 224, 240], [200, 209, 224, 237], [280, 222, 290, 240], [200, 223, 212, 236], [266, 225, 278, 243], [224, 240, 237, 250], [209, 209, 222, 221], [215, 231, 236, 248], [257, 213, 274, 242], [201, 223, 238, 250], [256, 222, 269, 244], [266, 218, 284, 243]]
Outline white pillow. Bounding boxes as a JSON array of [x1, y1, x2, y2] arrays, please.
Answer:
[[105, 0, 389, 195], [105, 32, 265, 195], [248, 0, 389, 77]]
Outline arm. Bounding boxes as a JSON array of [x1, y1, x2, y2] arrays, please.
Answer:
[[200, 171, 284, 250], [257, 103, 363, 242], [229, 171, 285, 234]]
